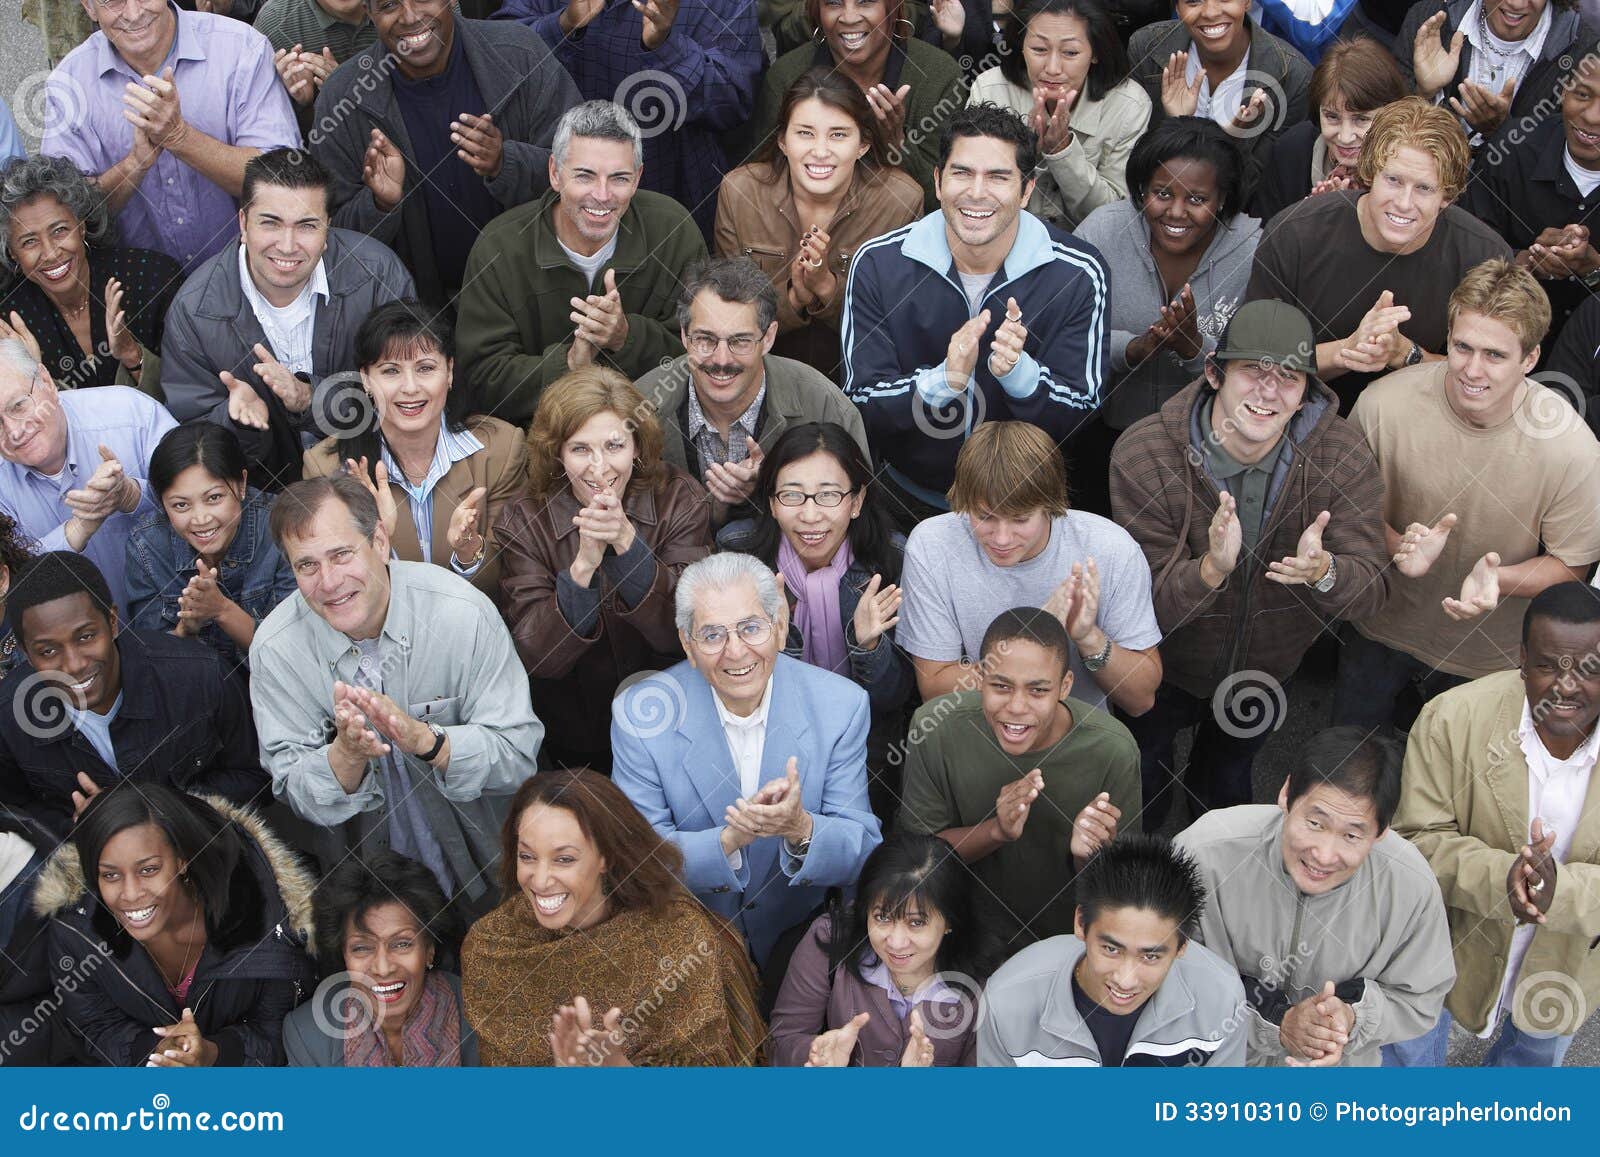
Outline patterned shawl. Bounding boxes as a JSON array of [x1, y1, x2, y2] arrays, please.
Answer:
[[344, 968, 464, 1068], [462, 892, 766, 1067]]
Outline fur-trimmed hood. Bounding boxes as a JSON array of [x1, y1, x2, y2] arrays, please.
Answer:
[[31, 794, 316, 947]]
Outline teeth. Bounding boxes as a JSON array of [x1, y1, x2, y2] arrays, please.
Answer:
[[535, 893, 568, 914], [1384, 212, 1414, 226], [372, 981, 404, 994], [41, 262, 69, 280], [1002, 723, 1028, 734], [839, 30, 867, 47], [1199, 22, 1229, 36], [1243, 403, 1273, 416], [803, 164, 836, 179], [725, 664, 755, 676], [797, 531, 827, 543], [959, 207, 995, 219], [1161, 223, 1189, 235], [582, 207, 613, 219], [399, 31, 433, 51], [123, 905, 156, 923]]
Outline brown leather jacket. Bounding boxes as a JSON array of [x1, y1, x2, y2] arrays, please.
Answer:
[[494, 467, 713, 759], [715, 161, 923, 371], [302, 414, 529, 599]]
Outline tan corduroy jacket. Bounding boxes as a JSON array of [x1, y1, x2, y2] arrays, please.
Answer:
[[1396, 670, 1600, 1036]]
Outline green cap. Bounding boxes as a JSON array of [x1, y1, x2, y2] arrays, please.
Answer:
[[1212, 300, 1316, 375]]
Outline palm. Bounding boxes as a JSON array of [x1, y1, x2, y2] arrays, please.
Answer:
[[1396, 518, 1453, 578], [1458, 556, 1499, 609]]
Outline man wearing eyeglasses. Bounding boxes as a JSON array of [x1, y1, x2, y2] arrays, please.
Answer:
[[635, 257, 868, 527], [0, 340, 177, 617], [1110, 299, 1389, 828], [41, 0, 301, 274], [611, 551, 882, 967]]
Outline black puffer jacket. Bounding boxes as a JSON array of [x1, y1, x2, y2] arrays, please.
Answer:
[[0, 812, 65, 1065], [34, 797, 315, 1067]]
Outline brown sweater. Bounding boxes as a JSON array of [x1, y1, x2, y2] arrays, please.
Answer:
[[1109, 378, 1390, 698]]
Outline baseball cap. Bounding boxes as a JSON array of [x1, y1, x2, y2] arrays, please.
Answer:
[[1212, 300, 1316, 375]]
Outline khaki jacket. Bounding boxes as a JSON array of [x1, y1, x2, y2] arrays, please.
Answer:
[[302, 414, 529, 599], [1396, 670, 1600, 1035]]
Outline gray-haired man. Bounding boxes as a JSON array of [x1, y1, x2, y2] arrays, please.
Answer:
[[456, 99, 707, 427], [611, 552, 882, 966]]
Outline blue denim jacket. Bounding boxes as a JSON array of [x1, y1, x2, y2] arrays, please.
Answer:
[[124, 489, 297, 671]]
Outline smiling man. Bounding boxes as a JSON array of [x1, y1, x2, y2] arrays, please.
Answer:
[[897, 607, 1141, 949], [308, 0, 579, 305], [1245, 97, 1510, 413], [1174, 726, 1454, 1067], [842, 102, 1108, 526], [1334, 260, 1600, 731], [1391, 582, 1600, 1066], [161, 148, 414, 489], [978, 834, 1246, 1066], [610, 552, 881, 966], [249, 476, 542, 921], [457, 102, 706, 427], [0, 551, 267, 840], [41, 0, 301, 273], [1111, 300, 1388, 828]]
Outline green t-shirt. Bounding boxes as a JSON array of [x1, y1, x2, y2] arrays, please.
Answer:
[[896, 691, 1143, 949]]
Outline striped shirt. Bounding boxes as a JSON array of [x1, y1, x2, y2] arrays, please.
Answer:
[[254, 0, 379, 59], [381, 419, 485, 573]]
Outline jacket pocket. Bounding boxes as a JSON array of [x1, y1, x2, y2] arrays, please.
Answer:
[[410, 696, 464, 727], [740, 245, 789, 279]]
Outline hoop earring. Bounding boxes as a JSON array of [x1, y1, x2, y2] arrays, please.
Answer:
[[893, 17, 915, 40], [813, 24, 827, 44]]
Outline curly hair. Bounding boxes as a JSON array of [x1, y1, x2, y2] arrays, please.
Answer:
[[0, 155, 115, 275], [1355, 95, 1470, 202], [525, 366, 667, 503], [0, 509, 36, 587]]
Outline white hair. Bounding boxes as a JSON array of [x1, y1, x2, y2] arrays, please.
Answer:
[[0, 338, 39, 381], [674, 553, 783, 634], [553, 100, 644, 170]]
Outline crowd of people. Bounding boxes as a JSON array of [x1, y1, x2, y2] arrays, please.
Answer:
[[0, 0, 1598, 1069]]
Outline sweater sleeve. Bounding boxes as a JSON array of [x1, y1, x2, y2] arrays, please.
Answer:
[[767, 918, 835, 1066]]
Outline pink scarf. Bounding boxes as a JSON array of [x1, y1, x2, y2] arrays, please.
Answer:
[[343, 969, 463, 1068], [777, 536, 853, 676]]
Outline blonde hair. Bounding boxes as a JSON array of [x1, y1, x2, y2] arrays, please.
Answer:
[[526, 367, 666, 502], [1356, 96, 1470, 202], [1446, 259, 1552, 356], [946, 421, 1069, 518]]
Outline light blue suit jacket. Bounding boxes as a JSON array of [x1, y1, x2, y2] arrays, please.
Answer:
[[611, 655, 882, 966]]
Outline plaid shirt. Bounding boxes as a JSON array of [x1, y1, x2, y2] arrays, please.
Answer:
[[495, 0, 761, 232], [686, 377, 766, 469]]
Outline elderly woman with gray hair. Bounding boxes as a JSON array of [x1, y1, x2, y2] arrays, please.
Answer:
[[611, 549, 882, 969], [0, 155, 181, 397]]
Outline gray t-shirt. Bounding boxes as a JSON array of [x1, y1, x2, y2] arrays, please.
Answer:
[[897, 511, 1163, 711], [958, 271, 993, 315]]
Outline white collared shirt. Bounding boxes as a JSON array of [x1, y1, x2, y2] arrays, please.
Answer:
[[1487, 700, 1599, 1036], [1185, 45, 1252, 129], [237, 243, 330, 378], [715, 676, 774, 871], [1461, 0, 1551, 94]]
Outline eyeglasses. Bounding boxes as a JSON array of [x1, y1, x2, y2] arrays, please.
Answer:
[[0, 372, 43, 430], [774, 488, 854, 508], [689, 616, 774, 653], [687, 332, 760, 358]]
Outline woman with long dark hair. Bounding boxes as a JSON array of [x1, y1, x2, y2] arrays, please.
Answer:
[[461, 769, 765, 1066], [968, 0, 1151, 228], [301, 301, 528, 597], [125, 422, 295, 671], [717, 68, 923, 375], [718, 421, 913, 816], [769, 831, 1000, 1066], [36, 784, 314, 1066]]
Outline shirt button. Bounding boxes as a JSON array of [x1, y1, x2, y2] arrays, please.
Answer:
[[175, 217, 184, 224], [166, 178, 173, 185]]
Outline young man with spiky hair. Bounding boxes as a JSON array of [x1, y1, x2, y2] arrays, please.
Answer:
[[977, 834, 1246, 1066]]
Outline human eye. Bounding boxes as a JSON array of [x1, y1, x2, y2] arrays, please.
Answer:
[[348, 943, 371, 956], [393, 939, 413, 950], [518, 850, 533, 862], [334, 549, 354, 563]]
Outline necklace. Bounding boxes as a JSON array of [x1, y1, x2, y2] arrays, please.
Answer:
[[1476, 7, 1515, 85], [156, 901, 204, 994]]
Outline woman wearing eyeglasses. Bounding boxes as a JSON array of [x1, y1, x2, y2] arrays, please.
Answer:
[[495, 367, 713, 773], [717, 422, 913, 818]]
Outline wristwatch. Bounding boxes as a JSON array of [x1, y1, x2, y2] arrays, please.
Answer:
[[1313, 553, 1339, 593], [416, 722, 446, 763], [785, 835, 812, 860], [1403, 341, 1424, 367], [1082, 636, 1114, 672]]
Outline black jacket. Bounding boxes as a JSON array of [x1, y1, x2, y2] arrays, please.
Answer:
[[34, 797, 315, 1067], [1250, 119, 1319, 223], [0, 812, 66, 1065], [0, 631, 269, 841]]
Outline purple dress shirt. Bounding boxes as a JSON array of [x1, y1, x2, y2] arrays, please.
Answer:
[[41, 4, 301, 273]]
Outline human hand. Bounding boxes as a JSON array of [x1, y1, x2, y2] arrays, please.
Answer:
[[1413, 10, 1465, 98], [569, 268, 629, 352], [851, 573, 902, 651], [105, 278, 140, 370], [994, 768, 1044, 842], [987, 298, 1027, 378], [1031, 85, 1075, 156], [1449, 77, 1516, 134], [252, 343, 310, 412], [63, 445, 135, 521], [1044, 558, 1103, 651], [0, 310, 42, 364], [70, 770, 102, 819], [363, 130, 406, 213], [148, 1008, 216, 1067], [220, 370, 270, 431], [806, 1011, 869, 1067], [946, 310, 990, 392], [451, 112, 504, 179], [1392, 512, 1457, 577], [901, 1007, 935, 1067], [794, 226, 836, 302], [633, 0, 680, 50], [550, 996, 629, 1066], [1069, 791, 1120, 865], [1441, 551, 1499, 621], [865, 83, 911, 149], [1202, 491, 1242, 586], [448, 486, 488, 565], [345, 457, 399, 538], [1337, 291, 1411, 374], [1160, 51, 1201, 117], [1279, 981, 1349, 1063], [122, 68, 185, 151], [703, 437, 764, 506], [1266, 510, 1332, 585]]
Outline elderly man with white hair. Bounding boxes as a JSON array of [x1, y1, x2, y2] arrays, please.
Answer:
[[611, 551, 882, 967], [0, 339, 177, 615]]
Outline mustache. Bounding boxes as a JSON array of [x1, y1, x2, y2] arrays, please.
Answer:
[[697, 363, 742, 378]]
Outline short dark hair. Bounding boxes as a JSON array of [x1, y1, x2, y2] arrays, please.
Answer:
[[825, 832, 1003, 985], [7, 550, 114, 645], [675, 256, 778, 333], [938, 103, 1038, 181], [241, 147, 332, 215], [999, 0, 1131, 102], [311, 849, 460, 975], [1523, 580, 1600, 645], [73, 786, 264, 957], [269, 475, 381, 552], [1125, 116, 1248, 221], [1284, 725, 1403, 832], [355, 300, 455, 367], [147, 422, 249, 500], [1076, 834, 1206, 938], [979, 606, 1072, 674]]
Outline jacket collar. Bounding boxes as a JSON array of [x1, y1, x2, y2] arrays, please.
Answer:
[[899, 208, 1060, 285], [675, 655, 813, 818], [1038, 937, 1208, 1059], [355, 17, 513, 128], [1530, 118, 1585, 199], [528, 189, 652, 275], [543, 482, 663, 541], [94, 2, 202, 79]]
